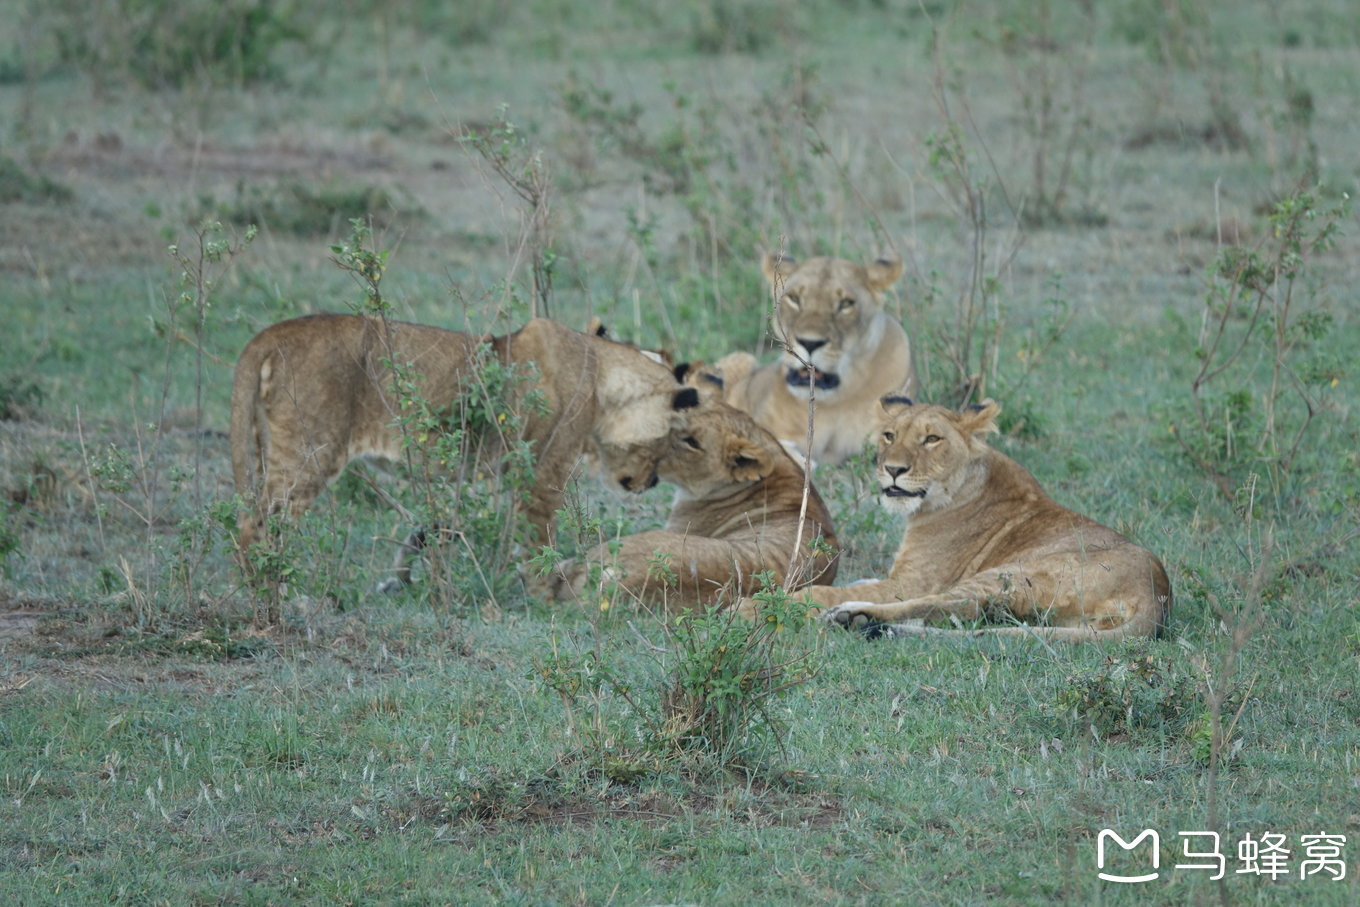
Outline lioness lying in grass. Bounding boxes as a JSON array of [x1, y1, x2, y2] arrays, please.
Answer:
[[742, 397, 1172, 641], [553, 399, 840, 611]]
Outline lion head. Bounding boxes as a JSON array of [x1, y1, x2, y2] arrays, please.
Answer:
[[875, 396, 1001, 518], [592, 383, 704, 493], [762, 252, 905, 400], [656, 399, 781, 498]]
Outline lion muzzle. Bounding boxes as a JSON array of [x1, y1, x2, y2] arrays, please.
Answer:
[[784, 365, 841, 391]]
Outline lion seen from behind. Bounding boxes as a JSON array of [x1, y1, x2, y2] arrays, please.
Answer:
[[230, 313, 703, 595]]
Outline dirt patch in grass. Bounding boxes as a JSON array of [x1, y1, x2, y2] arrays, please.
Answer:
[[43, 130, 397, 184], [0, 593, 62, 643], [0, 597, 280, 695], [0, 607, 46, 640], [395, 775, 845, 837]]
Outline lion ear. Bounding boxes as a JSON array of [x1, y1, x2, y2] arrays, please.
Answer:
[[672, 387, 701, 411], [728, 437, 774, 483], [878, 394, 914, 422], [957, 398, 1001, 439], [865, 255, 904, 293], [675, 361, 726, 395], [761, 251, 799, 286]]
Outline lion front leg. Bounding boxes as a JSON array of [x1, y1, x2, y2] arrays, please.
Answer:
[[799, 580, 907, 609], [821, 593, 984, 631], [820, 570, 1024, 633], [737, 578, 899, 623], [517, 470, 570, 599]]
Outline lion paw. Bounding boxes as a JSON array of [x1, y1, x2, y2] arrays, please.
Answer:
[[821, 603, 928, 640], [819, 602, 876, 630], [545, 560, 585, 603]]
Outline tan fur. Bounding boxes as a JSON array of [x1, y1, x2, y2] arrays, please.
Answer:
[[230, 313, 700, 586], [783, 399, 1172, 641], [552, 401, 840, 611], [703, 253, 919, 466]]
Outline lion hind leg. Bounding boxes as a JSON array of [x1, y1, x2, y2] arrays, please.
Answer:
[[376, 525, 435, 595], [576, 530, 754, 611], [235, 437, 349, 598]]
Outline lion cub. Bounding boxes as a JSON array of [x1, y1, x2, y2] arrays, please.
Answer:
[[698, 252, 919, 466], [230, 313, 701, 589], [780, 397, 1172, 641], [552, 401, 840, 611]]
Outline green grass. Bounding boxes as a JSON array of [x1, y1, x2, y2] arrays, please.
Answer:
[[4, 611, 1357, 903], [2, 0, 1359, 903]]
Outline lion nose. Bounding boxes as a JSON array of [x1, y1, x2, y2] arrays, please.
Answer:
[[797, 337, 826, 355], [885, 464, 908, 479]]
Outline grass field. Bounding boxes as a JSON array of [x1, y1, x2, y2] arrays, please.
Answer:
[[1, 1, 1358, 903]]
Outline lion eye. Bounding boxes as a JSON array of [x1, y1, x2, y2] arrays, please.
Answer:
[[783, 292, 801, 309], [881, 431, 895, 443], [923, 434, 942, 445], [681, 435, 702, 451], [837, 297, 856, 312]]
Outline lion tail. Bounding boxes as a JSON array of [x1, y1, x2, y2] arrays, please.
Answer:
[[868, 612, 1166, 643], [975, 622, 1162, 643]]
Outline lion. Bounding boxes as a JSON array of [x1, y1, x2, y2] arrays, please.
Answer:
[[551, 399, 840, 611], [752, 397, 1172, 641], [229, 313, 703, 591], [697, 252, 919, 466]]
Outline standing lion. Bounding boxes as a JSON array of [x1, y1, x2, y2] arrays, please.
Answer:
[[230, 313, 704, 594]]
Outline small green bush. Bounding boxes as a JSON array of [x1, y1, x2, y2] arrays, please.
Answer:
[[0, 373, 43, 421], [689, 0, 788, 54], [537, 575, 823, 774], [1164, 185, 1349, 499], [661, 580, 820, 763], [49, 0, 302, 89], [217, 181, 411, 238], [1056, 651, 1198, 738], [0, 156, 73, 205]]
